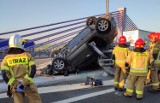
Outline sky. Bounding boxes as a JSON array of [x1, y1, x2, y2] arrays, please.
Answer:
[[0, 0, 160, 33]]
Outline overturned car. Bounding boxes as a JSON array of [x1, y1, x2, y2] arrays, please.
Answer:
[[50, 14, 117, 76]]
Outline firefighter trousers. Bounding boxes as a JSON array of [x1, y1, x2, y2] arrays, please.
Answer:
[[11, 83, 42, 103], [114, 66, 126, 89], [125, 74, 146, 98], [150, 69, 159, 90]]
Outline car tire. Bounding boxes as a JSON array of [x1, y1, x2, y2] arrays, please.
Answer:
[[96, 18, 111, 34], [86, 16, 97, 29], [52, 58, 67, 72], [46, 64, 53, 75]]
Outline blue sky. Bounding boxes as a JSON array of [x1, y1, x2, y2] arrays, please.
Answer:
[[0, 0, 160, 33]]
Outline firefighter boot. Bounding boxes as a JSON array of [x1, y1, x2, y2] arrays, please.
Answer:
[[124, 92, 132, 97]]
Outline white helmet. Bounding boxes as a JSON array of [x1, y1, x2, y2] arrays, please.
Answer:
[[9, 34, 23, 49]]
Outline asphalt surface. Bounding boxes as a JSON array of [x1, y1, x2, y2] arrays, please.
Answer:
[[1, 68, 160, 103], [1, 57, 160, 103]]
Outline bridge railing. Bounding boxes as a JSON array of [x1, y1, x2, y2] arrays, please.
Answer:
[[0, 10, 127, 57]]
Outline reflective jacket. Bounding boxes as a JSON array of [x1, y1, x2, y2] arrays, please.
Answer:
[[153, 41, 160, 65], [126, 50, 154, 76], [148, 42, 156, 54], [1, 52, 35, 86], [112, 45, 130, 67]]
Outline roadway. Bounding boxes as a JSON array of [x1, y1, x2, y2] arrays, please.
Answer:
[[0, 69, 160, 103], [0, 58, 160, 103]]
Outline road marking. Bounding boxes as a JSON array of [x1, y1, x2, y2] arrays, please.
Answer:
[[52, 88, 114, 103], [36, 62, 50, 70], [0, 79, 114, 99], [38, 79, 113, 94]]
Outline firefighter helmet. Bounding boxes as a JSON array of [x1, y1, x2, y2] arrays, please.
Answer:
[[118, 36, 126, 44], [157, 32, 160, 41], [148, 32, 155, 39], [135, 38, 145, 48], [9, 34, 23, 49], [148, 32, 158, 42]]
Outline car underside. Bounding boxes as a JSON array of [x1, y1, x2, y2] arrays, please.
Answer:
[[50, 14, 117, 76]]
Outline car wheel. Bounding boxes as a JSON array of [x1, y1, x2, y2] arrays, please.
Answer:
[[96, 18, 111, 34], [52, 58, 67, 72], [86, 16, 97, 29]]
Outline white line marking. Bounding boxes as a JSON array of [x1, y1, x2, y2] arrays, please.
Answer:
[[37, 79, 113, 94], [52, 88, 114, 103], [36, 62, 50, 70], [0, 80, 114, 99]]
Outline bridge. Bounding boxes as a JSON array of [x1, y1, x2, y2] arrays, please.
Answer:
[[0, 7, 138, 59]]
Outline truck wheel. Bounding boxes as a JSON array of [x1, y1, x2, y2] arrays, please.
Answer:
[[96, 18, 111, 34], [52, 58, 67, 72], [86, 16, 97, 29]]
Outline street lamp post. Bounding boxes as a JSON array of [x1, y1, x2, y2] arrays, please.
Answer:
[[106, 0, 109, 15]]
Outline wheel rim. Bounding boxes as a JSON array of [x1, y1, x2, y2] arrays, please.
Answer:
[[98, 20, 109, 31], [87, 18, 96, 26], [53, 59, 65, 70]]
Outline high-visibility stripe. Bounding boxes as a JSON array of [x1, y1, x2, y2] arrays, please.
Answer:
[[29, 61, 35, 66], [9, 44, 21, 47], [153, 48, 159, 50], [114, 81, 119, 85], [1, 65, 14, 77], [10, 69, 14, 77], [152, 83, 159, 86], [154, 60, 160, 62], [126, 88, 133, 93], [24, 75, 34, 83], [154, 62, 160, 64], [150, 68, 155, 71], [130, 69, 148, 73], [7, 78, 15, 86], [1, 65, 10, 71], [154, 60, 160, 64], [25, 65, 29, 74], [7, 56, 28, 66], [136, 90, 143, 94]]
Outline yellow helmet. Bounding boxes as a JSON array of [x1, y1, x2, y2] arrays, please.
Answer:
[[9, 34, 23, 49]]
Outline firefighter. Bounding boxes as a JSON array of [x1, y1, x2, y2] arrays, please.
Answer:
[[112, 36, 130, 91], [1, 34, 42, 103], [156, 33, 160, 82], [145, 32, 157, 84], [124, 38, 154, 100], [147, 32, 160, 93]]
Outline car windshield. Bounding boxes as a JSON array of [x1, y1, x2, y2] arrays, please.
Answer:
[[67, 28, 91, 49]]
